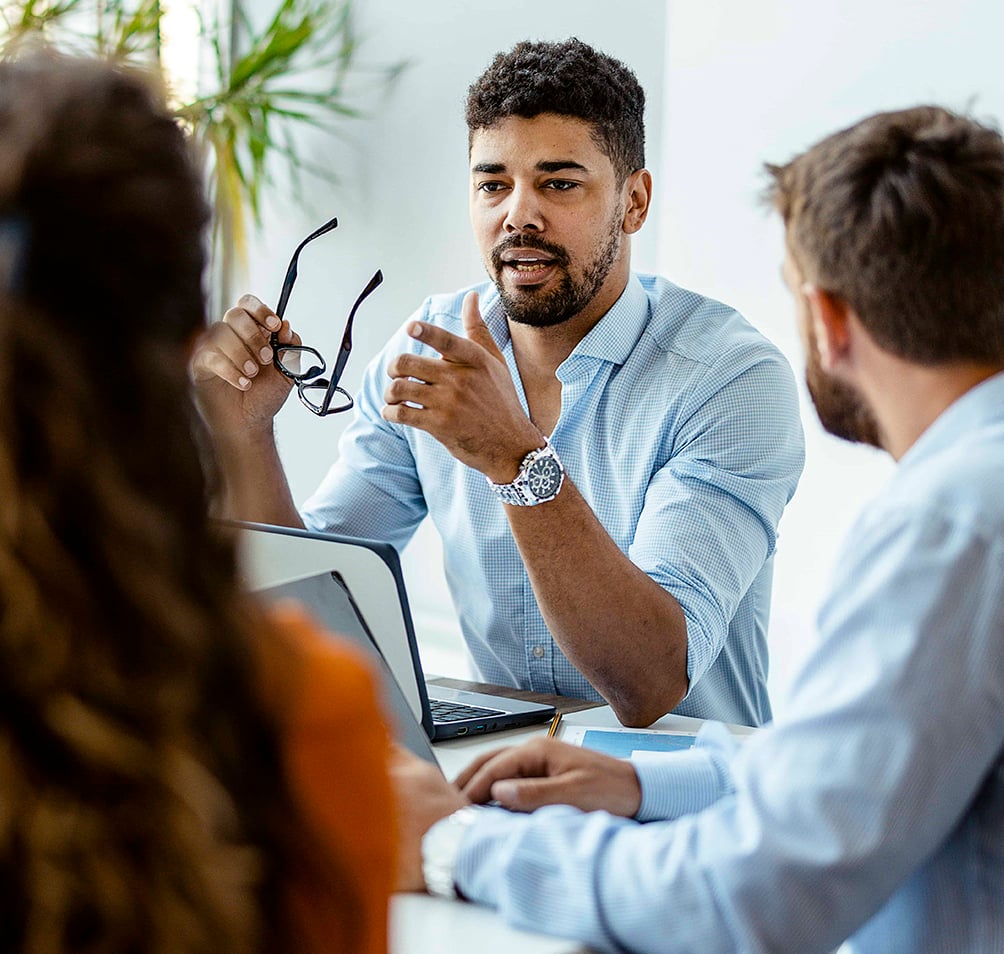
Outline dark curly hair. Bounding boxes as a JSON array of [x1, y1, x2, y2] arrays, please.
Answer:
[[465, 37, 646, 181], [0, 54, 358, 953], [767, 105, 1004, 365]]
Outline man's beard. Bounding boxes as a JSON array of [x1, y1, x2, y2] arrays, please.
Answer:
[[489, 216, 622, 328], [805, 327, 883, 448]]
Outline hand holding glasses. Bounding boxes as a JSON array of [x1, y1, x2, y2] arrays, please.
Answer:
[[270, 215, 383, 416]]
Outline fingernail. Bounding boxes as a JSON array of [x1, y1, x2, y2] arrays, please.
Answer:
[[243, 360, 257, 376], [238, 376, 251, 389], [265, 315, 280, 331], [492, 781, 517, 804], [409, 322, 423, 339], [259, 346, 273, 363]]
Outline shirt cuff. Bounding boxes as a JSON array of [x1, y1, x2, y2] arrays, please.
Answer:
[[633, 722, 737, 821], [452, 805, 523, 908]]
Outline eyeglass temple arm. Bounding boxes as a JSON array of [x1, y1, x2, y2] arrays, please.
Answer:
[[274, 216, 339, 320], [330, 269, 384, 383]]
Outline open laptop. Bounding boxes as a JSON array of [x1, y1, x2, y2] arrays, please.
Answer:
[[234, 521, 555, 742]]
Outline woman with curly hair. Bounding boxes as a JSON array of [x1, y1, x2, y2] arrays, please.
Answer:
[[0, 53, 395, 953]]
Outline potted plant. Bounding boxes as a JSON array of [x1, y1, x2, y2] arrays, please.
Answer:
[[0, 0, 402, 310]]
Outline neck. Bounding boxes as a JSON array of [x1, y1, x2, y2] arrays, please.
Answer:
[[507, 260, 631, 374], [860, 355, 1003, 460]]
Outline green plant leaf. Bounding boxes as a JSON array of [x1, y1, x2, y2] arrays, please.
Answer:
[[0, 0, 405, 305]]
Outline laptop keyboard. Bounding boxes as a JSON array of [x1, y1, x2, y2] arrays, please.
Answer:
[[429, 698, 506, 723]]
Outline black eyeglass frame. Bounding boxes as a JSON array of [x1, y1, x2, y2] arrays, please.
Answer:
[[269, 216, 383, 416]]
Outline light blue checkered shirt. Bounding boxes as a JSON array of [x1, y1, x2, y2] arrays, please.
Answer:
[[453, 372, 1004, 953], [302, 273, 804, 725]]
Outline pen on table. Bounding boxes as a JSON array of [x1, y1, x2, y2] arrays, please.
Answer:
[[546, 712, 563, 738]]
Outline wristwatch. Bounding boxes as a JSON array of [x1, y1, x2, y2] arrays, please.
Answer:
[[485, 437, 565, 507], [422, 805, 487, 899]]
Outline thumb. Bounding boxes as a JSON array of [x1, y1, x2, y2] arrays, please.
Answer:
[[461, 290, 504, 361], [490, 776, 567, 813]]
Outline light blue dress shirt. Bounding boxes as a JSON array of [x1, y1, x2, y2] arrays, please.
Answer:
[[302, 273, 803, 725], [452, 372, 1004, 953]]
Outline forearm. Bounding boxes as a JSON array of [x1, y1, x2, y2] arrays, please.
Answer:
[[506, 480, 688, 726], [213, 425, 303, 528]]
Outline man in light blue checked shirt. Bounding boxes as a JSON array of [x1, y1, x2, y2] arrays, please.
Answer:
[[193, 39, 804, 728], [395, 106, 1004, 952]]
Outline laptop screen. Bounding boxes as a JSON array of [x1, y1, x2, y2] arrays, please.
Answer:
[[257, 568, 439, 766]]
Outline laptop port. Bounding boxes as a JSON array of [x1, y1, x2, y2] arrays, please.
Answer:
[[455, 726, 469, 735]]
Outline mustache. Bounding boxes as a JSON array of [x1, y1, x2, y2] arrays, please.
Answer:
[[490, 234, 570, 272]]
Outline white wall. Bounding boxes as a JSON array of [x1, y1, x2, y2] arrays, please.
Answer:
[[240, 0, 667, 675], [659, 0, 1004, 710], [241, 0, 1004, 704]]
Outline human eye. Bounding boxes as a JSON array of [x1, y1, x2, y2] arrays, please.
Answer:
[[543, 179, 581, 192], [476, 180, 508, 194]]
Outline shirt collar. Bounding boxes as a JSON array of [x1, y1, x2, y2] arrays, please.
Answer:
[[898, 369, 1004, 471], [478, 273, 650, 367], [570, 274, 650, 365]]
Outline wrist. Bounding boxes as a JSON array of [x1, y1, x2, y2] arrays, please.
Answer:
[[485, 436, 565, 507], [421, 805, 487, 899], [483, 425, 550, 483], [214, 421, 277, 459]]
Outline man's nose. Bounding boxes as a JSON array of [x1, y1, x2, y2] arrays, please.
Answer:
[[503, 183, 544, 233]]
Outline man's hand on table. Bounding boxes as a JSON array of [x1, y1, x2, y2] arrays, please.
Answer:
[[456, 737, 642, 817]]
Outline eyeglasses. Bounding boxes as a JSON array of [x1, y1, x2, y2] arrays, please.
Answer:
[[270, 215, 383, 416]]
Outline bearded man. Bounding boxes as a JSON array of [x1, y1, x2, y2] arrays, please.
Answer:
[[394, 104, 1004, 954], [193, 38, 804, 728]]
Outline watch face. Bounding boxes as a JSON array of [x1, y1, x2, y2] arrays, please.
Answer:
[[527, 454, 562, 499]]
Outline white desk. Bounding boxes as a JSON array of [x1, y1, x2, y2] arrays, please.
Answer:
[[391, 704, 754, 954], [391, 894, 593, 954], [392, 716, 593, 954]]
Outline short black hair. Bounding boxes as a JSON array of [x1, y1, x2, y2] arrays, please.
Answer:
[[465, 37, 645, 181]]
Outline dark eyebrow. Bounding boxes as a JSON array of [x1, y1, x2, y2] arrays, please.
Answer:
[[470, 160, 590, 175], [537, 160, 588, 173]]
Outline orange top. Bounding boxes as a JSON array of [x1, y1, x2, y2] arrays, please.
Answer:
[[258, 604, 396, 954]]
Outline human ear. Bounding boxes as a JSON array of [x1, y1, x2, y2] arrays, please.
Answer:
[[621, 169, 652, 234], [803, 284, 852, 372]]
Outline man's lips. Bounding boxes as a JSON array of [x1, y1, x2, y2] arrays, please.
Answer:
[[501, 256, 559, 285], [491, 238, 568, 288], [500, 252, 556, 271], [498, 250, 561, 287]]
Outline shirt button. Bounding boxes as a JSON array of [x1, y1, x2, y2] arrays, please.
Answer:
[[531, 645, 545, 659]]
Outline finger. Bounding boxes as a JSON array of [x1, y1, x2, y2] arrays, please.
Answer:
[[386, 352, 448, 384], [190, 320, 267, 389], [460, 290, 504, 361], [192, 346, 254, 391], [453, 746, 514, 790], [459, 743, 552, 804], [489, 775, 573, 813], [233, 293, 282, 336], [379, 401, 431, 431], [384, 377, 433, 408], [408, 320, 484, 365], [222, 301, 281, 369]]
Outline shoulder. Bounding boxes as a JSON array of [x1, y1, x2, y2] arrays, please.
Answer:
[[635, 273, 789, 372], [626, 275, 800, 425], [871, 425, 1004, 543]]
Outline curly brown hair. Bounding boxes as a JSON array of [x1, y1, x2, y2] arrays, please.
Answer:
[[0, 54, 357, 953], [465, 37, 646, 181], [767, 105, 1004, 365]]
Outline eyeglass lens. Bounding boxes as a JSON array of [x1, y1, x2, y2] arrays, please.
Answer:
[[269, 216, 382, 416]]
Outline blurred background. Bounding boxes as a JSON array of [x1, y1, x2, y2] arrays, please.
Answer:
[[238, 0, 1004, 716]]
